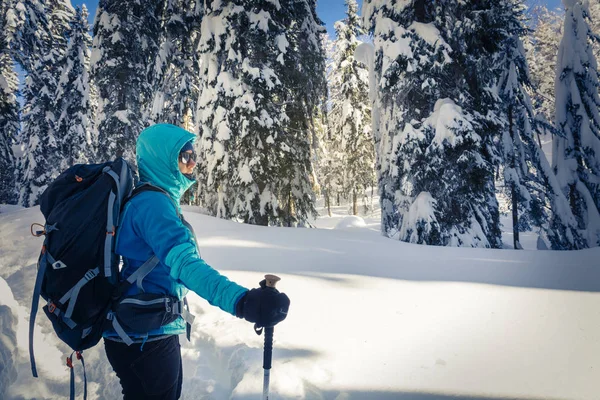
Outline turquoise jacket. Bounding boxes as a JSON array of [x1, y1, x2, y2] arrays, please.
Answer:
[[104, 123, 248, 339]]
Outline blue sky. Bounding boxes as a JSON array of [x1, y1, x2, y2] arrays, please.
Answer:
[[73, 0, 564, 38]]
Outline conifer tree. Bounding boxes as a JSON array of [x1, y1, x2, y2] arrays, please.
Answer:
[[55, 5, 93, 168], [91, 0, 163, 164], [329, 0, 373, 215], [526, 5, 563, 125], [312, 106, 334, 215], [553, 0, 600, 247], [362, 1, 404, 237], [197, 0, 288, 225], [588, 1, 600, 58], [149, 0, 202, 128], [498, 0, 582, 250], [148, 0, 204, 205], [0, 0, 19, 204], [363, 0, 502, 247], [17, 0, 73, 206], [315, 33, 339, 216], [276, 0, 326, 226]]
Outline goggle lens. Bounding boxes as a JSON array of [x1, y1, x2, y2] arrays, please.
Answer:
[[179, 152, 197, 164]]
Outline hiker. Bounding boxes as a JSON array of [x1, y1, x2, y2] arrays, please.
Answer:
[[103, 123, 290, 399]]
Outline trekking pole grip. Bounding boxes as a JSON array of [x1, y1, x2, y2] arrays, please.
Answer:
[[263, 326, 274, 370]]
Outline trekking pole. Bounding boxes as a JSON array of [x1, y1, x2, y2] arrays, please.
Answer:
[[262, 274, 280, 400]]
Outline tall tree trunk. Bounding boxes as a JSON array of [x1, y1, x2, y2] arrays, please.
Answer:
[[352, 188, 358, 215], [287, 190, 295, 227], [509, 105, 520, 249], [511, 183, 520, 249], [326, 190, 332, 217]]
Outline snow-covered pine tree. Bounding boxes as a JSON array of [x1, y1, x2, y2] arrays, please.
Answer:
[[363, 0, 502, 247], [497, 0, 583, 250], [324, 30, 346, 208], [311, 104, 333, 215], [314, 32, 341, 216], [526, 4, 563, 126], [17, 0, 73, 206], [149, 0, 202, 128], [553, 0, 600, 247], [91, 0, 162, 164], [276, 0, 326, 226], [328, 0, 373, 216], [55, 5, 93, 168], [148, 0, 204, 206], [588, 1, 600, 58], [197, 0, 288, 225], [362, 1, 405, 237], [88, 76, 100, 158], [0, 0, 19, 204]]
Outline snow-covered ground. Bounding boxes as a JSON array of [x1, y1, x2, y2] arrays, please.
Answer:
[[0, 200, 598, 400]]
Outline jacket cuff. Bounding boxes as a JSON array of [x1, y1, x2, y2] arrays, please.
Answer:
[[234, 291, 247, 318]]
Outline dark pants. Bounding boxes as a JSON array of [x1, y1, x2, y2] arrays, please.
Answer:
[[104, 335, 183, 400]]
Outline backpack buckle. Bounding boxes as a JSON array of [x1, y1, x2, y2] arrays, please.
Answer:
[[48, 302, 57, 313], [107, 227, 115, 236], [84, 270, 97, 281], [66, 355, 73, 369]]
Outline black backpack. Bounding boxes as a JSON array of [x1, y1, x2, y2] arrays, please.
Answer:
[[29, 158, 195, 400]]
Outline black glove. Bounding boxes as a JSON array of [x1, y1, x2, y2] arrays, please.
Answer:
[[236, 279, 290, 328]]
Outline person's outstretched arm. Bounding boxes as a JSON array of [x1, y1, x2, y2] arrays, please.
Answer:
[[129, 192, 290, 326], [129, 192, 247, 314]]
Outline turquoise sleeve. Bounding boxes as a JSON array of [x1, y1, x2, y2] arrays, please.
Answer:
[[132, 193, 248, 315]]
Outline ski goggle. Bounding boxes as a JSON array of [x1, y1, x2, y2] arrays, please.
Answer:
[[179, 151, 197, 164]]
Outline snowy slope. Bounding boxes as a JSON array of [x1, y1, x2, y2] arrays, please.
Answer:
[[0, 204, 598, 400]]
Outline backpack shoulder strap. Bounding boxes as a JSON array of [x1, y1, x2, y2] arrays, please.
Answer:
[[127, 183, 180, 217], [117, 183, 177, 296]]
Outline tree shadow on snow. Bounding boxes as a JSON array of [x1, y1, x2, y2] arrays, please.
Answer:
[[196, 223, 600, 293]]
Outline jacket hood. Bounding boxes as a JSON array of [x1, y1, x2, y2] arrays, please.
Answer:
[[136, 123, 196, 205]]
